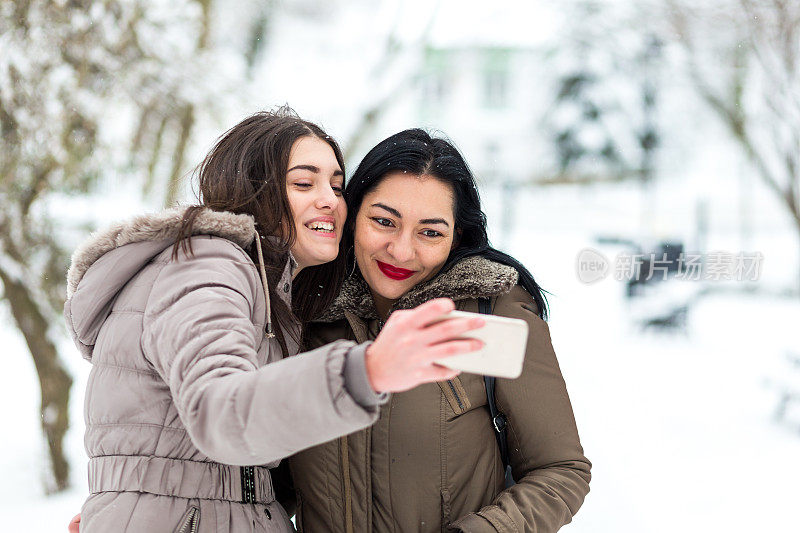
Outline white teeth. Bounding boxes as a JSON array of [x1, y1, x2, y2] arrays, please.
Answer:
[[307, 221, 334, 232]]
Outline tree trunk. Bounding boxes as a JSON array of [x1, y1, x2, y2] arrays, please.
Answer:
[[164, 104, 195, 208], [0, 269, 72, 493], [789, 228, 799, 292]]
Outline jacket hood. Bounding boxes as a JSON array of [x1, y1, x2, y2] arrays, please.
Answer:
[[316, 255, 519, 323], [65, 206, 256, 360]]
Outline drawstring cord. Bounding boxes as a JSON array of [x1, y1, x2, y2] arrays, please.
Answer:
[[253, 231, 275, 339]]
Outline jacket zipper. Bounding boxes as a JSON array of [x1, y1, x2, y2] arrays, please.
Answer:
[[340, 436, 354, 533], [447, 380, 464, 410], [176, 506, 199, 533]]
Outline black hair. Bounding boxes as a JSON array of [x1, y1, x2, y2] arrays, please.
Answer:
[[341, 128, 549, 319]]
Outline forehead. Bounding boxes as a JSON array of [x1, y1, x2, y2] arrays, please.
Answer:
[[288, 136, 339, 166], [364, 172, 454, 218]]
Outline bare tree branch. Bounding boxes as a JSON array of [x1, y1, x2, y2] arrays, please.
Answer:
[[667, 0, 800, 290], [342, 0, 441, 161], [0, 0, 230, 491]]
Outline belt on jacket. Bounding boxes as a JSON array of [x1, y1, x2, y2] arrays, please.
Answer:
[[88, 455, 275, 504]]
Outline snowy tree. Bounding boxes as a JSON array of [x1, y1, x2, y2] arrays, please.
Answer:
[[339, 2, 440, 162], [0, 0, 250, 492], [544, 0, 664, 184], [666, 0, 800, 292], [1, 0, 434, 493]]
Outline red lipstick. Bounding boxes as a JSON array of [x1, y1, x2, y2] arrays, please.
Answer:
[[376, 260, 416, 281]]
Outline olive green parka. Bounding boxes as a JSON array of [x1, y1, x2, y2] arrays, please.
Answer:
[[288, 256, 591, 532]]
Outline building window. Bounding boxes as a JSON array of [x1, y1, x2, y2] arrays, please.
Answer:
[[420, 48, 451, 107], [483, 70, 508, 108], [421, 71, 447, 105], [483, 142, 500, 180], [482, 49, 510, 109]]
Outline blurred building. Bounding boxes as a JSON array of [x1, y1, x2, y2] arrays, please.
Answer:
[[413, 46, 551, 185], [368, 39, 651, 190]]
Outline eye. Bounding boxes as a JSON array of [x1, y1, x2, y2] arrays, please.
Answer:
[[371, 217, 394, 227], [293, 181, 312, 189], [332, 185, 343, 196], [421, 229, 444, 238]]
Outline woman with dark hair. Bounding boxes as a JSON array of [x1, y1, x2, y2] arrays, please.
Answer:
[[289, 129, 591, 532], [65, 114, 484, 532]]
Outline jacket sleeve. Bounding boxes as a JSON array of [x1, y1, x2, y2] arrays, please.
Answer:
[[451, 286, 591, 533], [140, 238, 382, 466]]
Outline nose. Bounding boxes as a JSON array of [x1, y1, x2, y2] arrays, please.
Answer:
[[314, 183, 339, 211], [386, 231, 415, 264]]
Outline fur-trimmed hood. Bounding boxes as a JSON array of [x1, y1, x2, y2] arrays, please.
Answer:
[[67, 206, 256, 298], [316, 255, 519, 322], [64, 207, 261, 361]]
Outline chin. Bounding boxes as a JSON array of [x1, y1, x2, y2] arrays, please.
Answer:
[[372, 279, 411, 301], [311, 254, 338, 267], [298, 246, 339, 266]]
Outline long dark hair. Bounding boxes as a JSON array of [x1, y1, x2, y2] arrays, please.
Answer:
[[339, 128, 549, 319], [173, 106, 347, 350]]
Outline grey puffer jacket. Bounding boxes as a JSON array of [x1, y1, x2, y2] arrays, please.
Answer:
[[64, 207, 385, 532]]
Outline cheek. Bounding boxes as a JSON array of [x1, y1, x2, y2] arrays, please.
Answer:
[[353, 222, 368, 258], [354, 223, 382, 259], [423, 241, 453, 272], [286, 191, 304, 230]]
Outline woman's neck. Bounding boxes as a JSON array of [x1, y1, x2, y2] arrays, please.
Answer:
[[371, 291, 397, 322]]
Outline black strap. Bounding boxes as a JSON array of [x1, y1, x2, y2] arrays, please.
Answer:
[[478, 298, 515, 488], [240, 465, 256, 503]]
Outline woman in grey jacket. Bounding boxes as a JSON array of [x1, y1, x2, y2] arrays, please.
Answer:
[[65, 109, 484, 532]]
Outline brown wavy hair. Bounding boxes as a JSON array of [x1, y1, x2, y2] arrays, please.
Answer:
[[172, 106, 347, 351]]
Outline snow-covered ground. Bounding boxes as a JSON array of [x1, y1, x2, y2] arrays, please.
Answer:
[[4, 181, 799, 532], [506, 230, 800, 533], [0, 319, 89, 530], [486, 184, 800, 533]]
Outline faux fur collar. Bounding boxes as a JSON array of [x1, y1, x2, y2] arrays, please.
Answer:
[[66, 206, 255, 297], [316, 255, 519, 322]]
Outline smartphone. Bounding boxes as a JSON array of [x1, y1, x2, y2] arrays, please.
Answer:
[[432, 310, 529, 379]]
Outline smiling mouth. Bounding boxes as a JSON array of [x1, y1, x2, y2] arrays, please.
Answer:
[[376, 260, 417, 281], [305, 220, 336, 237]]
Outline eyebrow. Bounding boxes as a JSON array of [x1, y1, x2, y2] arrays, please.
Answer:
[[420, 218, 450, 227], [371, 203, 450, 227], [287, 164, 344, 177]]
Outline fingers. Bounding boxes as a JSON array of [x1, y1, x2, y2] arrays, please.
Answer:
[[422, 338, 483, 362], [417, 316, 485, 346], [370, 299, 483, 393], [68, 514, 81, 533]]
